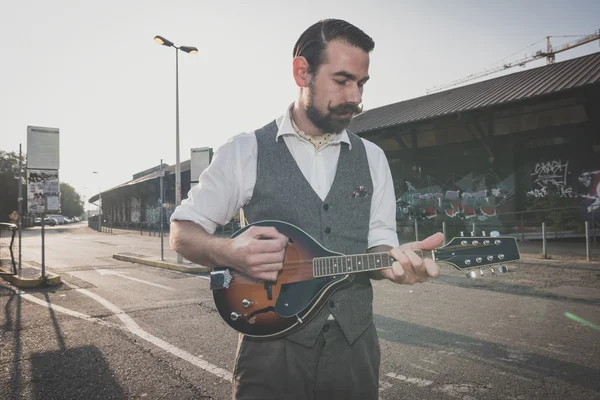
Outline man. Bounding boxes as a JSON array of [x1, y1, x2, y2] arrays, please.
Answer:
[[170, 18, 443, 400]]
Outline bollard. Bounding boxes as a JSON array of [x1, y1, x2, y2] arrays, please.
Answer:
[[414, 220, 419, 242], [542, 222, 547, 259], [585, 221, 590, 262], [521, 214, 525, 242], [442, 221, 447, 245]]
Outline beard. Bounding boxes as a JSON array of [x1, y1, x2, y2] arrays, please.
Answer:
[[304, 82, 363, 134]]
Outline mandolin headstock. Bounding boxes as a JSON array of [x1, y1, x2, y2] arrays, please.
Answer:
[[433, 231, 520, 275]]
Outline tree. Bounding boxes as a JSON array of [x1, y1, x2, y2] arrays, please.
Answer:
[[0, 150, 25, 222], [60, 182, 84, 217]]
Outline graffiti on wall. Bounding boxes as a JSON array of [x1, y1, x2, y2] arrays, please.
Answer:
[[527, 159, 573, 198], [395, 170, 514, 222], [579, 170, 600, 213]]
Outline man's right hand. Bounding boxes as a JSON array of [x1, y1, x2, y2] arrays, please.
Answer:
[[224, 226, 288, 282]]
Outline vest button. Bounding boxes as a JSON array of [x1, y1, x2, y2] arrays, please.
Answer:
[[322, 324, 330, 333], [324, 227, 331, 234], [329, 300, 335, 309], [323, 203, 329, 211]]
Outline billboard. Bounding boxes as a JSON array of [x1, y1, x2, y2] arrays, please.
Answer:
[[27, 126, 60, 170], [190, 147, 213, 184], [27, 169, 60, 214]]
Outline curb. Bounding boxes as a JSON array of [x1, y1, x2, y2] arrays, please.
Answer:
[[112, 253, 210, 273], [0, 267, 62, 288]]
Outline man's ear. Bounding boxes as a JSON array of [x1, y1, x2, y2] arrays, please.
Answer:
[[292, 56, 311, 88]]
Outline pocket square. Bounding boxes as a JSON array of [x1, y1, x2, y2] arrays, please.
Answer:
[[349, 186, 370, 198]]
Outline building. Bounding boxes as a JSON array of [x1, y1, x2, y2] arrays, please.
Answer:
[[91, 52, 600, 237]]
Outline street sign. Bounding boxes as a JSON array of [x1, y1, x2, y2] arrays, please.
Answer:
[[27, 126, 59, 170]]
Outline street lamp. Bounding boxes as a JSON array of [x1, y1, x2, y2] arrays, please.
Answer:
[[154, 35, 197, 264], [93, 171, 101, 232]]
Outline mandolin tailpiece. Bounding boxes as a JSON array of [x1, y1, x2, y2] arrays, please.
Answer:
[[210, 268, 232, 290]]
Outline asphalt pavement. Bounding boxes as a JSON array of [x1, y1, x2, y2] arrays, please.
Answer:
[[0, 224, 598, 400]]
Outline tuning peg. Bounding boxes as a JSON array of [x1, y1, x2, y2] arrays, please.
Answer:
[[460, 231, 465, 237], [466, 271, 477, 279], [482, 230, 487, 236], [479, 268, 484, 276], [490, 267, 495, 275], [490, 231, 500, 237], [498, 265, 508, 273], [470, 231, 475, 237]]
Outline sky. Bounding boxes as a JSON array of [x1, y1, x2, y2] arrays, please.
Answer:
[[1, 0, 599, 208]]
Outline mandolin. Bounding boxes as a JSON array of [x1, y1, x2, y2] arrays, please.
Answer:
[[210, 220, 520, 338]]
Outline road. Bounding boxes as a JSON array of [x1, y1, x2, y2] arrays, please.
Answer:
[[1, 224, 599, 399]]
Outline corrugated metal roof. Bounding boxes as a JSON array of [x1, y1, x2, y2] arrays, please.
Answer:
[[349, 52, 600, 134]]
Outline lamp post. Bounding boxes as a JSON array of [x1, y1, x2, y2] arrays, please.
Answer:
[[154, 35, 197, 264], [93, 171, 101, 232]]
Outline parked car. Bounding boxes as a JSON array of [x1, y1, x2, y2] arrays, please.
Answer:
[[34, 217, 57, 226], [47, 215, 69, 225]]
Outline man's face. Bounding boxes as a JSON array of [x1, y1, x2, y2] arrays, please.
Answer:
[[304, 40, 370, 133]]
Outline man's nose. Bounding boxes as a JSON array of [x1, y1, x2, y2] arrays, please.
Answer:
[[346, 83, 362, 105]]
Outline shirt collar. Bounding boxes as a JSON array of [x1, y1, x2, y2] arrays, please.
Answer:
[[275, 103, 352, 149]]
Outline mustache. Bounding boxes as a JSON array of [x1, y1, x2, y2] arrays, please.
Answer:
[[329, 103, 363, 115]]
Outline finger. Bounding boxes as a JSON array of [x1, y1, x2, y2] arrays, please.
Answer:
[[390, 252, 418, 285], [391, 261, 418, 285], [424, 258, 441, 278], [254, 271, 279, 282], [402, 249, 428, 282], [251, 237, 288, 253], [247, 250, 285, 266], [402, 232, 444, 252], [251, 261, 284, 273], [247, 226, 284, 240]]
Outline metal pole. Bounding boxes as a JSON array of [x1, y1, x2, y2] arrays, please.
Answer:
[[521, 214, 525, 242], [160, 160, 164, 261], [594, 208, 597, 244], [41, 213, 45, 279], [175, 48, 183, 264], [442, 221, 447, 245], [585, 221, 590, 262], [414, 220, 419, 241], [542, 222, 547, 259], [18, 144, 22, 271]]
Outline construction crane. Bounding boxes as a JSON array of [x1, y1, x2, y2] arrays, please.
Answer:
[[426, 30, 600, 94]]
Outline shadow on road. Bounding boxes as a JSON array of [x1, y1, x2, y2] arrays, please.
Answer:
[[374, 314, 600, 392], [2, 284, 126, 400], [30, 346, 127, 400]]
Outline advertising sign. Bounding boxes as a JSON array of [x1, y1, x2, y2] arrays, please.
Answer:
[[27, 169, 60, 214]]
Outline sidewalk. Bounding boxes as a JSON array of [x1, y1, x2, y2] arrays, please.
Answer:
[[105, 227, 211, 274], [0, 262, 61, 288]]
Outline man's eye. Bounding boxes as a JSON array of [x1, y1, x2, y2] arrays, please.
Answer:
[[335, 80, 347, 85]]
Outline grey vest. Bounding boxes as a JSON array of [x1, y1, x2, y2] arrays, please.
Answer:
[[243, 120, 374, 347]]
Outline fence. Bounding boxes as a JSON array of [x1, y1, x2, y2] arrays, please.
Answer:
[[397, 206, 599, 261], [0, 222, 18, 274]]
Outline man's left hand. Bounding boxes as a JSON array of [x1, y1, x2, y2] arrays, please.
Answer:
[[378, 232, 444, 285]]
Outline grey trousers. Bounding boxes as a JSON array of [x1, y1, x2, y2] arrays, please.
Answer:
[[232, 321, 380, 400]]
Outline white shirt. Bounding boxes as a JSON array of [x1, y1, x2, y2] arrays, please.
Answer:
[[171, 104, 399, 250]]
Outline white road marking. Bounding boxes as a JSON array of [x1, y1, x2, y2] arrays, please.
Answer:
[[409, 363, 439, 374], [385, 372, 433, 387], [7, 282, 232, 382], [96, 269, 174, 290], [17, 290, 124, 331], [76, 288, 232, 381]]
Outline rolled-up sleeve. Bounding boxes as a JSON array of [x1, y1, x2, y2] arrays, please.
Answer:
[[363, 140, 399, 249], [170, 132, 257, 234]]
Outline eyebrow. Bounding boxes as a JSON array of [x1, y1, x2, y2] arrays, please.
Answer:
[[333, 70, 370, 83]]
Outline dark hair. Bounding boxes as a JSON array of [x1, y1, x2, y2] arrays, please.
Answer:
[[293, 19, 375, 73]]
